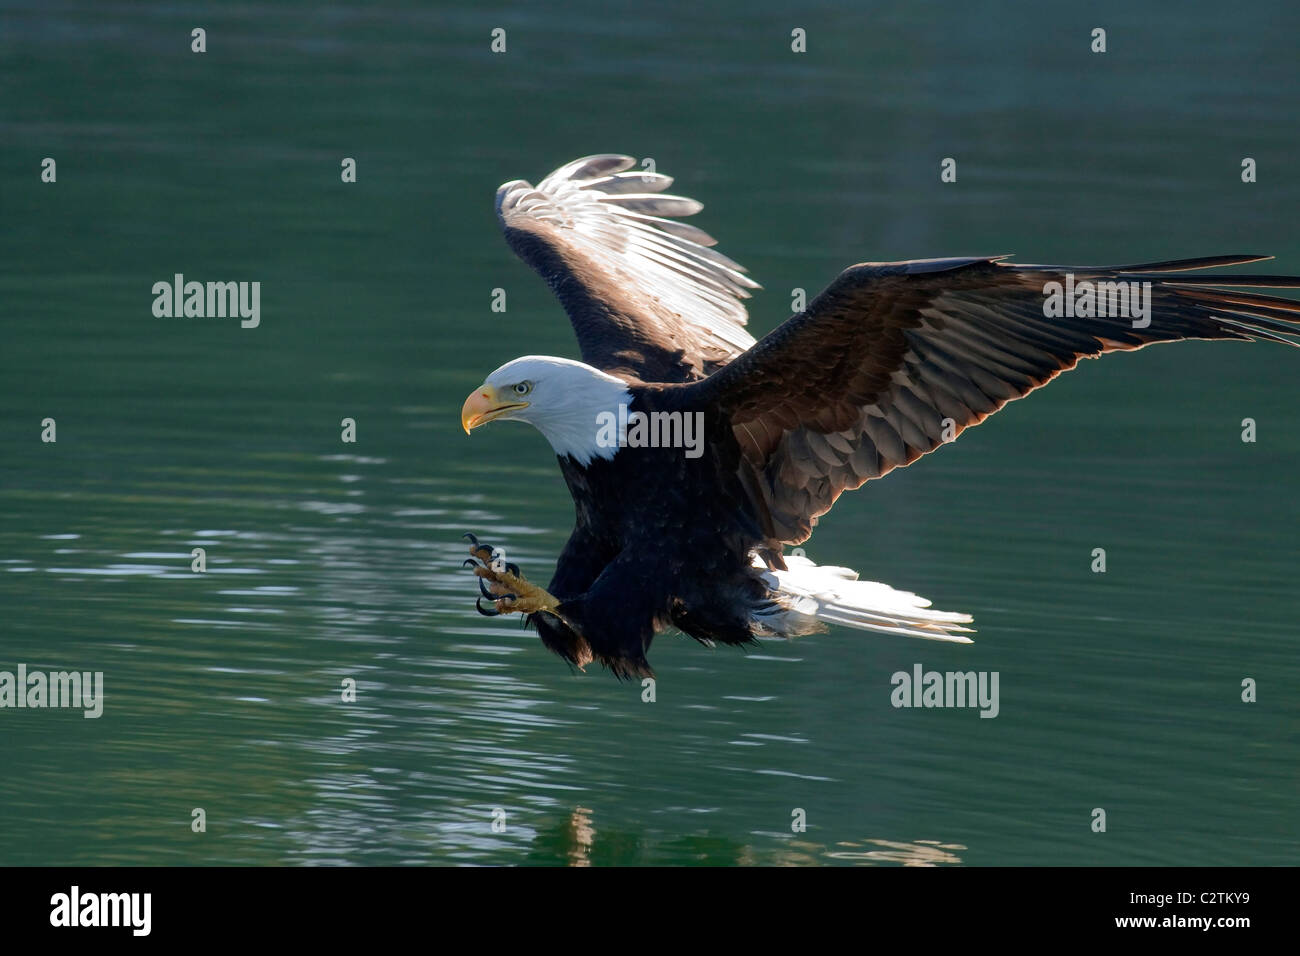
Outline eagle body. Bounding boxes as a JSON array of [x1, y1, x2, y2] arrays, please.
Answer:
[[460, 154, 1300, 678], [540, 386, 772, 677]]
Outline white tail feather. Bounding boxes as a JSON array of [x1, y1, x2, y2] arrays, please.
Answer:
[[751, 554, 975, 644]]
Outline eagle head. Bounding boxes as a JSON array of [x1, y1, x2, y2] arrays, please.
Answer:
[[461, 356, 632, 465]]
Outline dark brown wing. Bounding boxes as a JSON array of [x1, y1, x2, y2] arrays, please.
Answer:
[[496, 154, 759, 383], [690, 255, 1300, 543]]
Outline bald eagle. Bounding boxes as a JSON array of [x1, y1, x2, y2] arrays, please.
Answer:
[[460, 154, 1300, 678]]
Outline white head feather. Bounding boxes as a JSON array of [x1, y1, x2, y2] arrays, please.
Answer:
[[479, 356, 632, 466]]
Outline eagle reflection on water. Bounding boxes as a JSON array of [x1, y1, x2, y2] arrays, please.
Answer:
[[522, 806, 965, 867]]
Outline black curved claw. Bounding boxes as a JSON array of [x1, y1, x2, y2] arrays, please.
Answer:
[[478, 576, 496, 600], [463, 532, 480, 546], [462, 558, 479, 570], [475, 596, 500, 616], [505, 562, 520, 577]]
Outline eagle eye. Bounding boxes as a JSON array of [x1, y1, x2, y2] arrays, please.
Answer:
[[513, 381, 532, 396]]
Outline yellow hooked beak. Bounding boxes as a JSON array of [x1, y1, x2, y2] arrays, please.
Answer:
[[461, 384, 529, 434]]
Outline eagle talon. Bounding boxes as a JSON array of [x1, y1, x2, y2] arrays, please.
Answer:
[[464, 533, 561, 617], [463, 532, 480, 546]]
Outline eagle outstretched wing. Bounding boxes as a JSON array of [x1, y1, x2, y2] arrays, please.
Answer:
[[691, 255, 1300, 543], [496, 154, 758, 383]]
